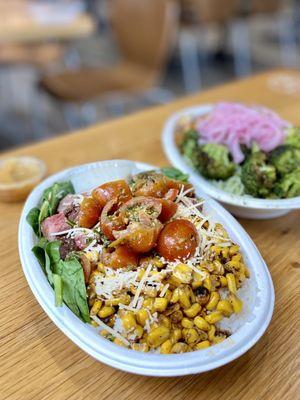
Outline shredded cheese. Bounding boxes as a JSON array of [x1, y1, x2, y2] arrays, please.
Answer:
[[91, 315, 130, 346]]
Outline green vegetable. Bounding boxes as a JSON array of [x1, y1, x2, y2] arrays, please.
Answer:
[[285, 127, 300, 149], [42, 181, 74, 216], [180, 130, 200, 169], [27, 180, 74, 236], [269, 145, 300, 176], [26, 207, 40, 237], [274, 168, 300, 198], [160, 167, 188, 182], [241, 147, 276, 198], [32, 240, 61, 285], [58, 258, 90, 322], [53, 274, 63, 307], [31, 241, 89, 321], [198, 143, 236, 180]]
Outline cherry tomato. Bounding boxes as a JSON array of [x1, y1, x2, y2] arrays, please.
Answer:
[[164, 188, 179, 202], [112, 220, 162, 253], [78, 197, 102, 228], [157, 219, 199, 261], [80, 254, 91, 284], [102, 246, 139, 269], [100, 199, 126, 240], [131, 172, 170, 198], [119, 196, 162, 225], [131, 172, 193, 198], [158, 199, 178, 223], [92, 180, 132, 207]]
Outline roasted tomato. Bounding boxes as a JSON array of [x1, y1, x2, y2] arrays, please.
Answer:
[[80, 254, 91, 284], [157, 219, 199, 261], [100, 199, 126, 240], [78, 197, 102, 228], [112, 220, 162, 253], [92, 180, 132, 207], [119, 196, 162, 224], [112, 197, 163, 253], [158, 199, 178, 223], [102, 246, 139, 269], [131, 171, 193, 198], [164, 188, 179, 202]]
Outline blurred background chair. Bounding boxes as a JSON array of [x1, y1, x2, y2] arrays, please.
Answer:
[[0, 0, 299, 150], [40, 0, 179, 125]]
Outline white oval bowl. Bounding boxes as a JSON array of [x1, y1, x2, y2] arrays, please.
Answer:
[[162, 105, 300, 219], [18, 159, 274, 376]]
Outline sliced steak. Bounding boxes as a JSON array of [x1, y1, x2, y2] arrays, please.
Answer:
[[58, 194, 80, 222], [41, 213, 70, 241]]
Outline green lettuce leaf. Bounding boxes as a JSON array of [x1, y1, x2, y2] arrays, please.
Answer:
[[42, 181, 75, 216], [59, 258, 90, 323], [26, 207, 40, 236], [160, 167, 189, 182], [26, 180, 75, 236]]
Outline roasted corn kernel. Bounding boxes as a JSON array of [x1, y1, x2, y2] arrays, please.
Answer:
[[194, 316, 210, 331], [205, 311, 223, 324], [206, 292, 220, 311], [194, 340, 210, 350], [147, 326, 170, 348], [160, 339, 172, 354], [98, 306, 115, 319], [226, 273, 237, 294], [154, 297, 168, 312], [181, 317, 194, 329], [183, 303, 201, 318], [216, 299, 233, 317], [229, 294, 243, 313]]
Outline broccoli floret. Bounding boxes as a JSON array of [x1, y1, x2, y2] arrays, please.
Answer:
[[274, 168, 300, 198], [197, 143, 236, 180], [269, 145, 300, 176], [180, 130, 200, 169], [241, 148, 276, 198], [285, 127, 300, 149]]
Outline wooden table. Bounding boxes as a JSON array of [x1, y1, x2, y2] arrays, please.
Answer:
[[1, 70, 300, 400], [0, 1, 95, 45]]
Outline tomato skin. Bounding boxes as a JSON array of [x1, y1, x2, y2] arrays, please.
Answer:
[[157, 219, 199, 261], [158, 199, 178, 223], [112, 220, 162, 253], [100, 199, 126, 240], [92, 180, 132, 207], [131, 172, 193, 199], [78, 197, 102, 228], [80, 254, 91, 284], [164, 188, 179, 202], [102, 246, 139, 269]]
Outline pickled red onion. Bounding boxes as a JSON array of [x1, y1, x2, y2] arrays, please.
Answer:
[[196, 102, 290, 163]]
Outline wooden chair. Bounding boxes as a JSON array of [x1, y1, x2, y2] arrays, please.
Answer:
[[41, 0, 179, 107]]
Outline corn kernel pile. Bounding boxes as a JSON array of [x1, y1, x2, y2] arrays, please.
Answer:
[[87, 222, 249, 354]]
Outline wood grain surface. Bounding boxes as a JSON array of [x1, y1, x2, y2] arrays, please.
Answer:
[[0, 70, 300, 400]]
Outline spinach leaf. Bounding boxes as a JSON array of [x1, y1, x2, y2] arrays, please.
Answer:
[[59, 258, 90, 323], [53, 274, 63, 307], [160, 167, 189, 182], [31, 240, 61, 286], [26, 180, 74, 236], [32, 243, 53, 285], [26, 207, 40, 236], [42, 181, 75, 216], [46, 241, 62, 274]]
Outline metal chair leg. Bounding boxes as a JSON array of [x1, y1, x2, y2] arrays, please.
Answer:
[[179, 29, 202, 93], [278, 12, 298, 68], [230, 18, 252, 77]]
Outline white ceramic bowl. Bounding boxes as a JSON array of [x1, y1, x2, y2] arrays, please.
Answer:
[[162, 105, 300, 219], [18, 159, 274, 376]]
